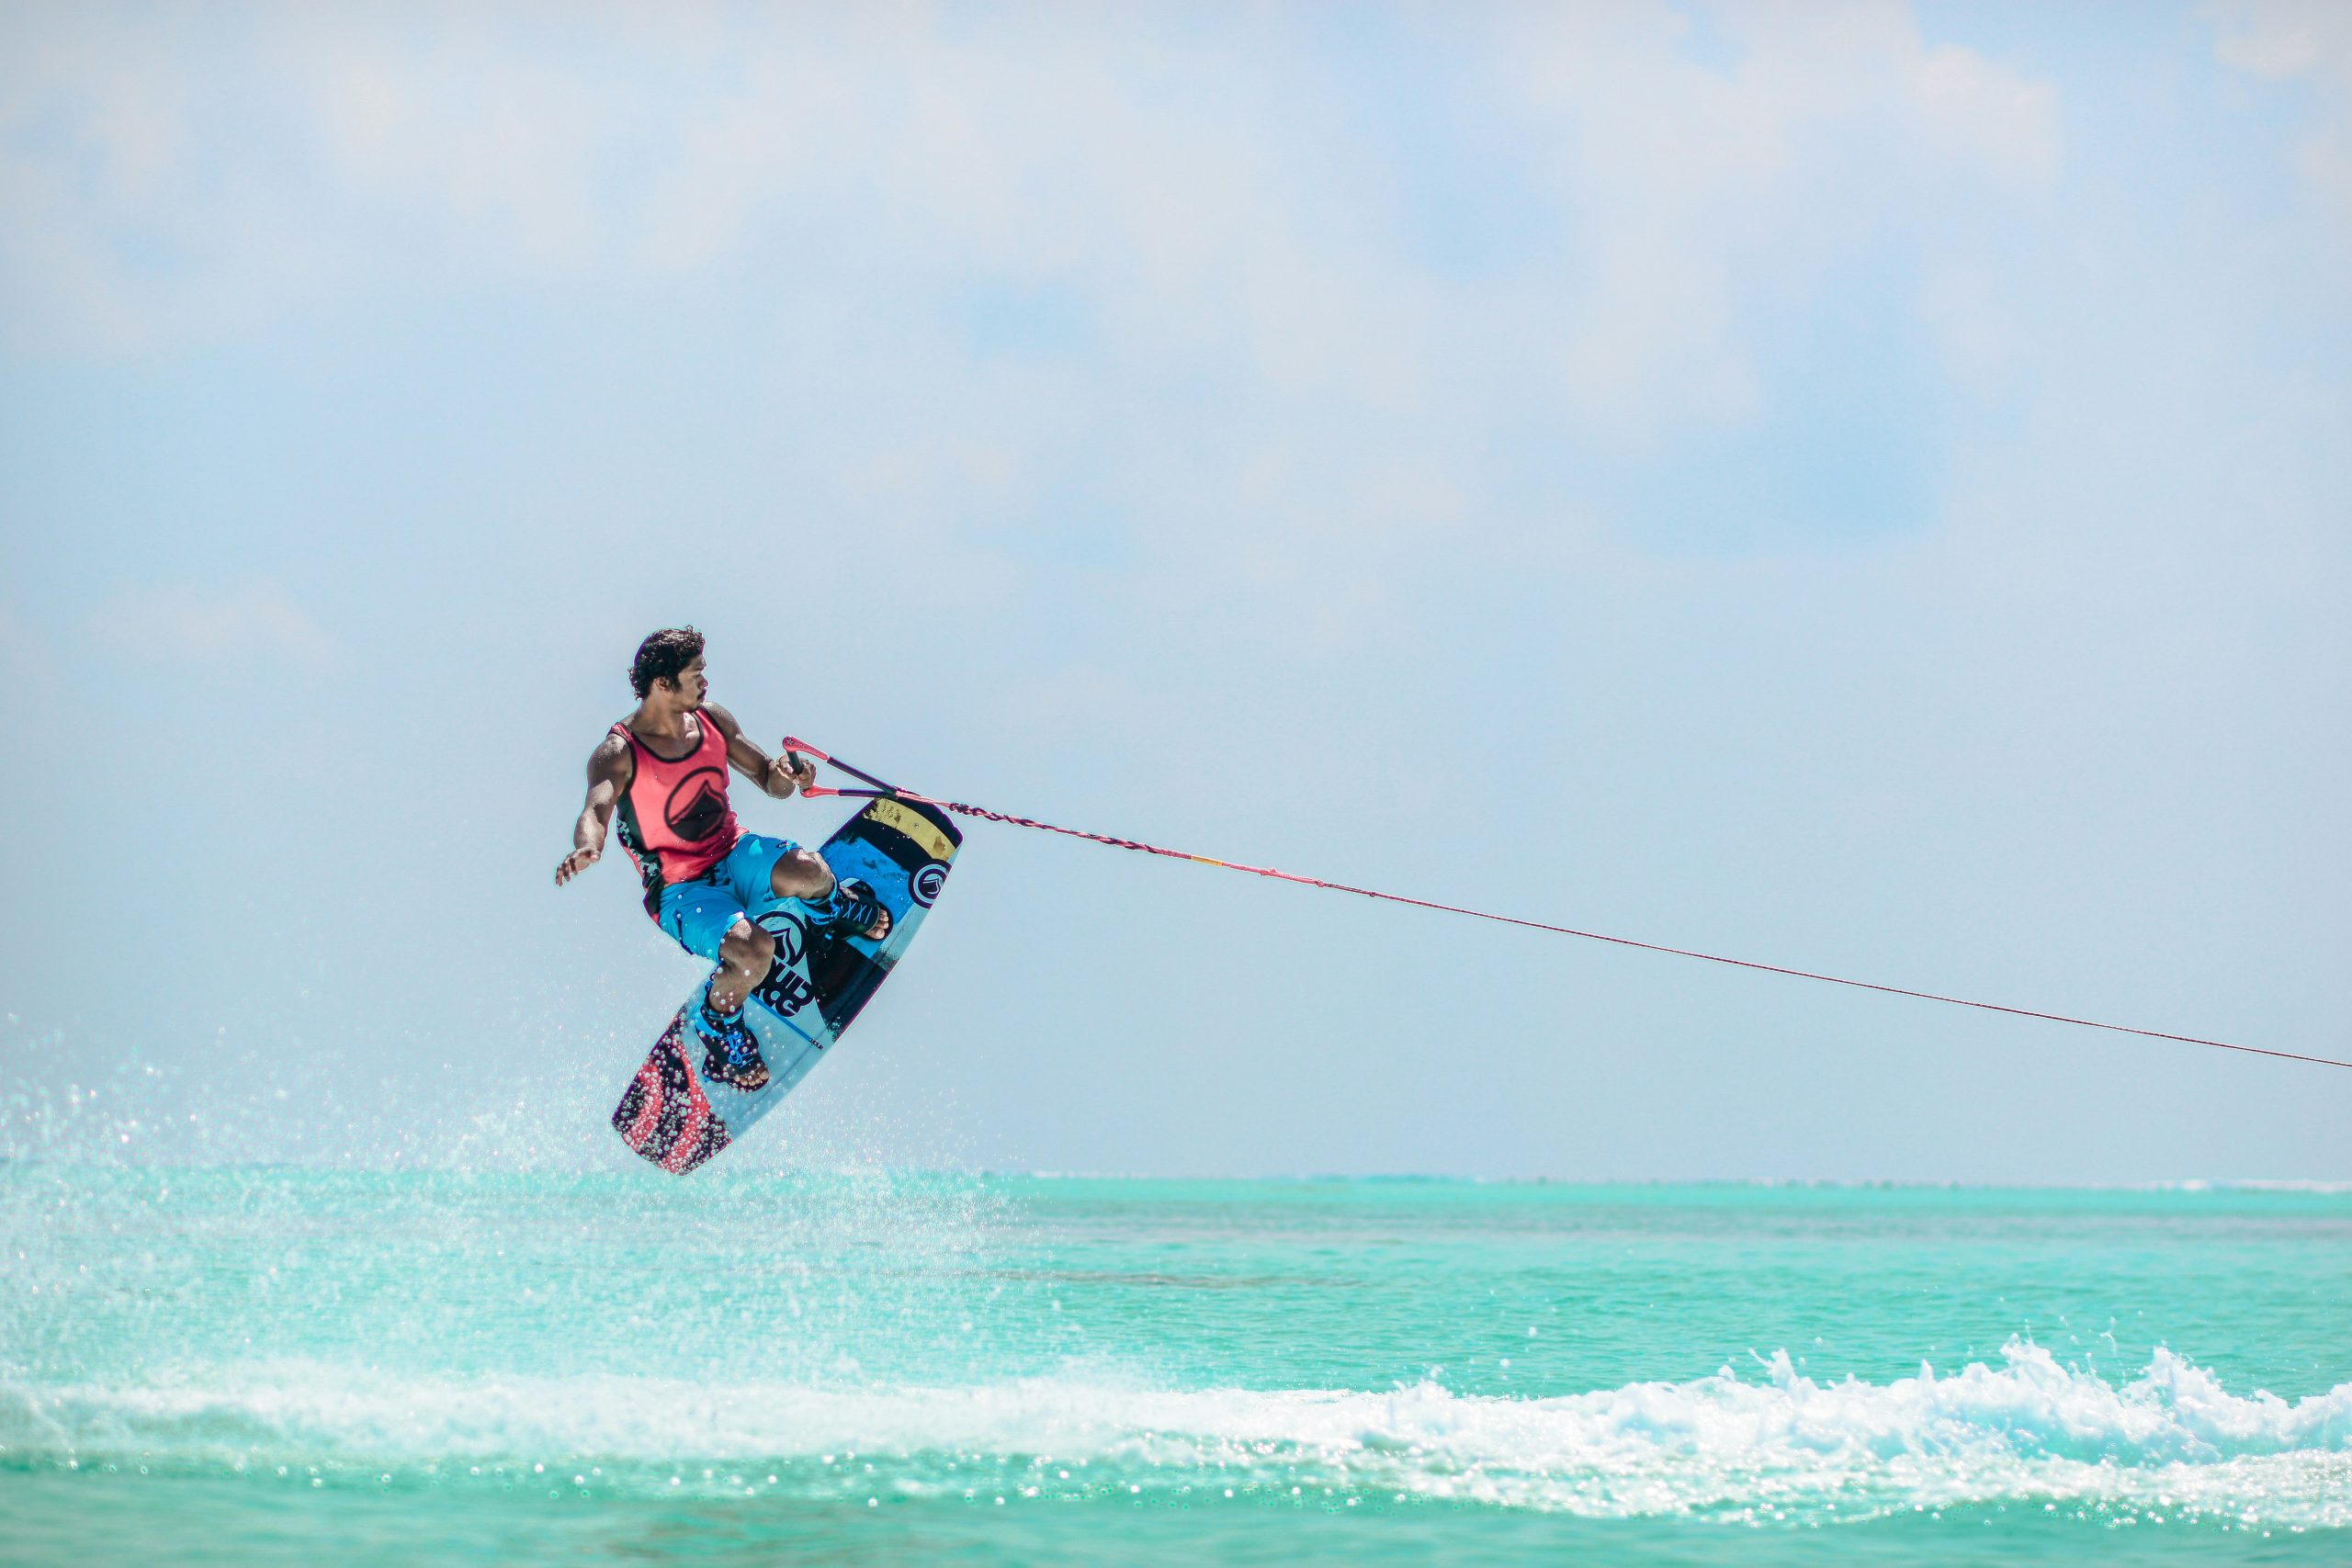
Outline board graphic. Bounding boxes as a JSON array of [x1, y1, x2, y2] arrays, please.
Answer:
[[611, 795, 961, 1173]]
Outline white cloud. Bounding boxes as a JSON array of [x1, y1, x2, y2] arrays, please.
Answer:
[[291, 11, 613, 269], [0, 4, 2064, 647], [4, 0, 2326, 643], [1495, 0, 2057, 445], [2211, 0, 2352, 79], [86, 581, 335, 669], [2211, 0, 2352, 237], [0, 2, 2051, 422]]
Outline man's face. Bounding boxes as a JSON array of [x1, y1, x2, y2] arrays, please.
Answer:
[[662, 655, 710, 707]]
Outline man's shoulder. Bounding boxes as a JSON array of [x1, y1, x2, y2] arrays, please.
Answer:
[[700, 702, 743, 738], [590, 727, 634, 776]]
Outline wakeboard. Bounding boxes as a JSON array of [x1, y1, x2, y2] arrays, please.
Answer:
[[611, 795, 960, 1173]]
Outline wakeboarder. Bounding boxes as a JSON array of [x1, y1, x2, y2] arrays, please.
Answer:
[[556, 626, 888, 1091]]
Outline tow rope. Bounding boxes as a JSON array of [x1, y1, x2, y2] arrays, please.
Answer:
[[784, 739, 2349, 1073]]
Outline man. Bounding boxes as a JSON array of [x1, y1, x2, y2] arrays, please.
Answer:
[[556, 626, 888, 1091]]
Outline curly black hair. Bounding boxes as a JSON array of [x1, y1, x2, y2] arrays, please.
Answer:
[[629, 626, 705, 698]]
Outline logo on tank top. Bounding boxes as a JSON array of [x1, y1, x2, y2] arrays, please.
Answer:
[[665, 767, 729, 843]]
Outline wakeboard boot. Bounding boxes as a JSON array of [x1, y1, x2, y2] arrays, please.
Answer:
[[693, 991, 771, 1091], [808, 877, 892, 942]]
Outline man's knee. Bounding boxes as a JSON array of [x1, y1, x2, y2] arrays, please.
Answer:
[[769, 848, 835, 900], [719, 919, 775, 973]]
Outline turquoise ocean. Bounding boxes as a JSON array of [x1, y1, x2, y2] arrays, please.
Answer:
[[5, 1148, 2347, 1564]]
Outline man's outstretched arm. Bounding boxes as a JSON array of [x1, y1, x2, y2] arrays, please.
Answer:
[[556, 734, 631, 885], [706, 703, 817, 800]]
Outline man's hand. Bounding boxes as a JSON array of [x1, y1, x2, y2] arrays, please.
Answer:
[[555, 845, 601, 886], [778, 749, 819, 796]]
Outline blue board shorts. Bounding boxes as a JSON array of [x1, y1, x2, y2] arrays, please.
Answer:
[[654, 832, 803, 962]]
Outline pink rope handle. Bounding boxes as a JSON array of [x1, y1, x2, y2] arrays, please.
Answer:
[[790, 739, 2352, 1072]]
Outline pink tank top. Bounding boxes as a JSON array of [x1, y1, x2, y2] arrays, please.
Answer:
[[611, 710, 741, 911]]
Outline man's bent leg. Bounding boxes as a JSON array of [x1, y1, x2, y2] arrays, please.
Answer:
[[697, 917, 775, 1090], [749, 838, 889, 942], [654, 879, 776, 1090], [712, 832, 890, 943], [767, 845, 835, 902], [777, 851, 892, 942], [711, 918, 776, 1015]]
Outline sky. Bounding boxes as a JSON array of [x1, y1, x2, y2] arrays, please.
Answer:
[[0, 0, 2346, 1180]]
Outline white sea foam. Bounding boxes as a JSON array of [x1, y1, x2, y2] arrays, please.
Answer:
[[5, 1341, 2346, 1523]]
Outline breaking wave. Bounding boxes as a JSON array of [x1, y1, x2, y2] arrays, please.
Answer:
[[6, 1341, 2346, 1524]]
